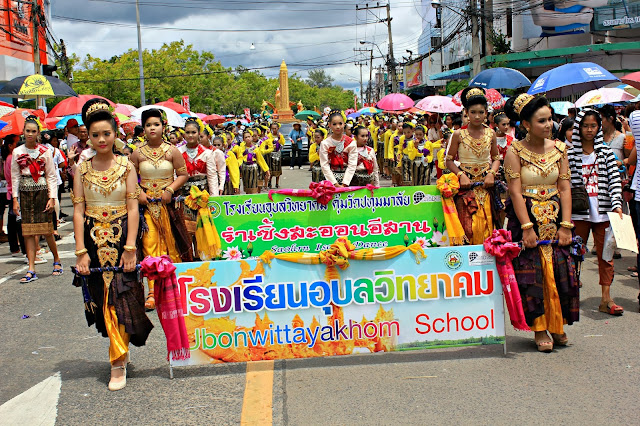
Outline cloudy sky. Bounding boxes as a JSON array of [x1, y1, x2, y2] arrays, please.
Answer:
[[49, 0, 428, 93]]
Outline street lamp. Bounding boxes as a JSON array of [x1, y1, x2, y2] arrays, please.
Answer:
[[250, 43, 256, 50], [431, 0, 481, 76]]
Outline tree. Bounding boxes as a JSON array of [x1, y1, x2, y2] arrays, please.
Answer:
[[306, 69, 334, 88]]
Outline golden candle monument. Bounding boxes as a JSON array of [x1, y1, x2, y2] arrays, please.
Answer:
[[273, 60, 295, 122]]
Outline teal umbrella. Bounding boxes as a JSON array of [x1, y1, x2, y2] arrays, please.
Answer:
[[295, 110, 321, 120]]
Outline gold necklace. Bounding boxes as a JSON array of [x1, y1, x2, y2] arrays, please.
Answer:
[[139, 142, 170, 168]]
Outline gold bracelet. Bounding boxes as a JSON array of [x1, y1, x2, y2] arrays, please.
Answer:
[[165, 186, 175, 194], [123, 245, 137, 252], [521, 222, 534, 230], [75, 248, 88, 256], [560, 221, 574, 229], [456, 171, 464, 178], [487, 169, 497, 176], [445, 154, 454, 161], [492, 154, 501, 161]]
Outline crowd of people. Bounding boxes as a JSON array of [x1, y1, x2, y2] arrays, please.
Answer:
[[3, 89, 640, 390]]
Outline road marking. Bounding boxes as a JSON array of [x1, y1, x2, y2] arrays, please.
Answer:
[[240, 360, 274, 425], [0, 372, 61, 425]]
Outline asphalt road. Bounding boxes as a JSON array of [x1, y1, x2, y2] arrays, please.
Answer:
[[1, 167, 639, 425]]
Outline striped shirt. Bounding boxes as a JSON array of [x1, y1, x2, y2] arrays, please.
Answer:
[[630, 110, 640, 200]]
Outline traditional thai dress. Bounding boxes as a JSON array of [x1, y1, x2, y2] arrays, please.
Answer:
[[74, 156, 153, 363], [266, 133, 284, 178], [223, 150, 241, 195], [178, 144, 220, 233], [376, 126, 386, 172], [505, 140, 579, 332], [308, 142, 324, 183], [496, 134, 514, 161], [353, 145, 380, 187], [241, 143, 269, 192], [396, 136, 414, 185], [454, 127, 500, 244], [137, 142, 192, 264], [319, 135, 357, 186], [390, 134, 403, 182], [383, 128, 397, 171], [11, 144, 57, 236], [409, 137, 433, 186], [257, 136, 272, 187]]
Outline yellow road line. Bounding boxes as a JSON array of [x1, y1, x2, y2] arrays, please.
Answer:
[[240, 360, 274, 425]]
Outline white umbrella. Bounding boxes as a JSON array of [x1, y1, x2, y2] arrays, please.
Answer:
[[131, 105, 185, 128]]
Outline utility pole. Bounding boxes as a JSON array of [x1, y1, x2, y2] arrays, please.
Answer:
[[355, 2, 398, 92], [136, 0, 146, 106], [355, 47, 373, 104], [355, 61, 364, 107], [31, 1, 41, 108], [470, 0, 481, 76], [368, 49, 374, 103]]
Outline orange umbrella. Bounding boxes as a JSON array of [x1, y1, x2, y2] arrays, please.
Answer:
[[0, 108, 46, 138]]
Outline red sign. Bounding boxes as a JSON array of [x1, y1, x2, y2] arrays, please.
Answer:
[[244, 108, 251, 122], [0, 0, 49, 65], [181, 96, 190, 113]]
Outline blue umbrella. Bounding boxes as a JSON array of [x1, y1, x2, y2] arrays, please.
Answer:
[[549, 101, 574, 116], [56, 114, 83, 129], [528, 62, 620, 97], [347, 112, 361, 119], [0, 120, 6, 131], [469, 67, 531, 89]]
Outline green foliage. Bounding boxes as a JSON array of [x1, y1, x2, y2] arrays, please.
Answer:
[[487, 29, 511, 55], [445, 79, 468, 96], [306, 69, 334, 88], [69, 40, 355, 114]]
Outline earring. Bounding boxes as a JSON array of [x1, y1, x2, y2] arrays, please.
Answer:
[[525, 132, 531, 142]]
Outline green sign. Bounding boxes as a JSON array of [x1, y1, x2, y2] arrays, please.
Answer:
[[209, 186, 447, 259]]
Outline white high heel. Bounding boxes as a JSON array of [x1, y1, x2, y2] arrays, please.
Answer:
[[108, 364, 127, 391]]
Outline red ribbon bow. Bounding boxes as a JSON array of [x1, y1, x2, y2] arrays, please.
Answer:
[[16, 152, 44, 183]]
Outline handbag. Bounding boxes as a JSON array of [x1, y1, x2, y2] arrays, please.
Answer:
[[571, 184, 589, 213]]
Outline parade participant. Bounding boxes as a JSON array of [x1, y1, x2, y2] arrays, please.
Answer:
[[218, 136, 240, 195], [199, 125, 213, 149], [410, 125, 434, 186], [168, 130, 180, 145], [345, 120, 354, 138], [558, 118, 575, 146], [241, 129, 270, 194], [210, 135, 229, 195], [396, 122, 416, 186], [72, 99, 153, 391], [309, 128, 326, 182], [445, 87, 501, 245], [375, 116, 386, 173], [504, 94, 578, 351], [567, 109, 624, 316], [266, 122, 284, 188], [352, 126, 380, 187], [12, 116, 61, 283], [319, 110, 357, 187], [383, 118, 399, 178], [131, 108, 192, 310], [494, 112, 513, 161]]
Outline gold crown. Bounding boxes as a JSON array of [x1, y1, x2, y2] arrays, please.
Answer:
[[85, 102, 111, 117], [513, 94, 535, 116], [466, 87, 485, 100]]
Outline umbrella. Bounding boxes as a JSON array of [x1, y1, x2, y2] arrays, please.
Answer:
[[295, 110, 321, 120], [528, 62, 620, 97], [55, 114, 83, 129], [0, 108, 46, 138], [621, 71, 640, 91], [44, 117, 61, 130], [114, 103, 137, 116], [49, 95, 115, 117], [415, 96, 462, 114], [357, 107, 383, 116], [376, 93, 414, 111], [195, 113, 207, 119], [549, 101, 574, 116], [575, 88, 635, 108], [155, 101, 190, 115], [0, 120, 7, 132], [0, 74, 77, 98], [408, 107, 428, 114], [202, 114, 226, 125], [469, 67, 531, 89], [347, 112, 360, 119], [617, 84, 640, 97], [452, 88, 505, 110], [131, 105, 185, 128], [0, 104, 15, 117]]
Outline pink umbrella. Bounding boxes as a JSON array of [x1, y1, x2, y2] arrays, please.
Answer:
[[195, 113, 207, 119], [575, 87, 635, 108], [415, 96, 463, 114], [114, 103, 136, 116], [376, 93, 414, 111], [453, 88, 505, 110]]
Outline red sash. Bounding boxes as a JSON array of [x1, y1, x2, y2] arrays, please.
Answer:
[[16, 145, 47, 182], [327, 136, 353, 169], [182, 145, 207, 175]]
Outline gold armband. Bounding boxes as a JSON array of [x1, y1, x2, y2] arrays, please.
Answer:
[[560, 221, 574, 229], [70, 191, 85, 204], [456, 171, 465, 178], [521, 222, 534, 230], [75, 248, 88, 257], [126, 186, 142, 199], [177, 165, 187, 174], [445, 154, 454, 161], [504, 165, 520, 180], [487, 169, 497, 176], [123, 245, 137, 252], [164, 186, 175, 194], [558, 172, 570, 180], [492, 154, 501, 161]]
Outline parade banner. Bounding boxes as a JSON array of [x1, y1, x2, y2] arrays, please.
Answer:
[[171, 245, 505, 366], [208, 186, 447, 259]]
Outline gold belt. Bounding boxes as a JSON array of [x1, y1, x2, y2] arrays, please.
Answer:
[[459, 162, 490, 178], [85, 204, 127, 223], [140, 177, 173, 198], [522, 185, 558, 201]]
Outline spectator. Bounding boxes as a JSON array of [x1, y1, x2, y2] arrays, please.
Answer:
[[289, 123, 304, 169]]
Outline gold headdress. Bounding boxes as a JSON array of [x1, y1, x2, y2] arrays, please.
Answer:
[[466, 87, 485, 100], [513, 94, 535, 116], [86, 102, 111, 117]]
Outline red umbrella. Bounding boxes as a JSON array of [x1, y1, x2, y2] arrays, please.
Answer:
[[49, 95, 115, 117], [621, 71, 640, 91], [452, 88, 505, 110], [45, 117, 61, 130], [155, 101, 189, 114], [203, 114, 226, 125], [376, 93, 414, 111], [0, 108, 46, 138]]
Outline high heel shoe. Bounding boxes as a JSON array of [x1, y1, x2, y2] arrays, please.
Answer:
[[108, 363, 127, 391]]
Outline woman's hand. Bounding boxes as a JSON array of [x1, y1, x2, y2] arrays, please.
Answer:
[[459, 174, 471, 189], [233, 188, 239, 194], [75, 253, 91, 275], [614, 207, 623, 219], [522, 228, 538, 249], [120, 250, 136, 273], [44, 198, 55, 212], [138, 191, 148, 206], [161, 190, 172, 205], [484, 172, 495, 188], [13, 199, 19, 216], [557, 227, 572, 246]]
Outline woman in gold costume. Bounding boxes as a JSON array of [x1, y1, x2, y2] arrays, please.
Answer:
[[130, 108, 192, 310], [446, 87, 501, 244], [504, 94, 579, 352], [73, 99, 153, 391]]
